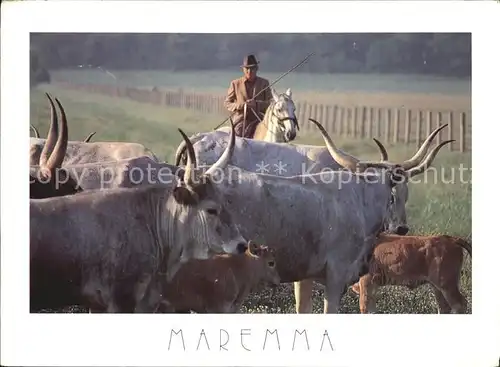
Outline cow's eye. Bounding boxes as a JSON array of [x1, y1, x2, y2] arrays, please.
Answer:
[[206, 208, 218, 216], [268, 261, 275, 268]]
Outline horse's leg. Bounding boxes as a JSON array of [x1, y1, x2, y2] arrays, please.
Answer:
[[294, 279, 314, 313]]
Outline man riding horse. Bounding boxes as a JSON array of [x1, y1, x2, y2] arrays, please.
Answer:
[[224, 54, 273, 138]]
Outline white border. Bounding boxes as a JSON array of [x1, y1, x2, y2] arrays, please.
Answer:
[[1, 1, 499, 366]]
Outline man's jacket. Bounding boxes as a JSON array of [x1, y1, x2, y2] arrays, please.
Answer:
[[224, 76, 272, 125]]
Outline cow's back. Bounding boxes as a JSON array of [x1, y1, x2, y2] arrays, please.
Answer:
[[371, 234, 467, 280], [193, 134, 330, 176], [30, 140, 159, 166], [63, 142, 159, 165]]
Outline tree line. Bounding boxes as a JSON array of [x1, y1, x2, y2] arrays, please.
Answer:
[[30, 33, 471, 87]]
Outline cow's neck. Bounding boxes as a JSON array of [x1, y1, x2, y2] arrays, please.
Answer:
[[153, 191, 170, 274], [231, 254, 261, 285], [220, 174, 327, 242], [358, 177, 392, 237], [230, 254, 265, 303]]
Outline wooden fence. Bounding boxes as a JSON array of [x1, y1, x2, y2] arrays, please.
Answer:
[[54, 81, 472, 153]]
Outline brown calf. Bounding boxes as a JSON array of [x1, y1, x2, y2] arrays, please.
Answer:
[[350, 234, 471, 314], [160, 242, 280, 313]]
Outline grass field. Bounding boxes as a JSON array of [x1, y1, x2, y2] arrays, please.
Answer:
[[30, 84, 472, 314], [51, 69, 471, 111]]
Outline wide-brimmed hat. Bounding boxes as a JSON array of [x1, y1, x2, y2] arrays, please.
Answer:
[[241, 54, 259, 68]]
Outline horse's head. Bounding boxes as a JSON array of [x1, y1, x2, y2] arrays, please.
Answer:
[[269, 88, 299, 142]]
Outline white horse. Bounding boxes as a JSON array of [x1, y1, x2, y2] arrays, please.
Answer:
[[175, 87, 299, 166]]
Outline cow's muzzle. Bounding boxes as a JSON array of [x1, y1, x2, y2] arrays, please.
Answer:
[[236, 242, 248, 254], [395, 225, 409, 236]]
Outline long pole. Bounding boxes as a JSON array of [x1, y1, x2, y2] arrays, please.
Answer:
[[212, 52, 314, 131]]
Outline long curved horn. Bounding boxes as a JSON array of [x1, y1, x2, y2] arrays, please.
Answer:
[[43, 98, 68, 171], [39, 93, 59, 167], [174, 133, 207, 166], [401, 124, 448, 170], [308, 118, 359, 171], [204, 117, 236, 177], [30, 124, 40, 138], [372, 138, 388, 161], [407, 140, 454, 177], [174, 139, 188, 166], [83, 131, 96, 143], [177, 129, 197, 186]]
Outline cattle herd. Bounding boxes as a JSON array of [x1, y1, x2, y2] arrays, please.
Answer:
[[29, 92, 471, 314]]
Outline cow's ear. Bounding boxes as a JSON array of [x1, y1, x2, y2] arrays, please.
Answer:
[[173, 186, 198, 206], [192, 176, 212, 199], [389, 166, 407, 187]]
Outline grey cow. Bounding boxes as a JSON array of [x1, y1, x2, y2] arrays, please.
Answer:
[[175, 118, 447, 183], [31, 156, 182, 192], [30, 94, 159, 166], [175, 118, 448, 235], [162, 123, 454, 313], [29, 124, 247, 313]]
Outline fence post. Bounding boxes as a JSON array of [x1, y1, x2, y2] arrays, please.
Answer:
[[324, 105, 331, 133], [345, 107, 353, 137], [436, 111, 442, 145], [404, 109, 410, 144], [426, 110, 432, 139], [313, 103, 319, 121], [352, 107, 358, 138], [318, 104, 324, 125], [298, 102, 305, 129], [298, 102, 305, 130], [416, 110, 422, 147], [366, 107, 372, 138], [344, 108, 350, 137], [375, 107, 381, 138], [393, 108, 399, 143], [176, 89, 182, 108], [338, 107, 344, 136], [460, 112, 466, 153], [211, 96, 216, 114], [331, 105, 338, 134], [305, 103, 312, 133], [385, 108, 390, 142], [360, 107, 366, 139], [448, 111, 453, 151]]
